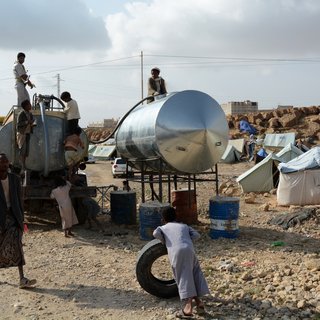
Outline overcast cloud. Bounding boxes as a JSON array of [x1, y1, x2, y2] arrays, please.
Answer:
[[0, 0, 110, 51], [106, 0, 320, 58]]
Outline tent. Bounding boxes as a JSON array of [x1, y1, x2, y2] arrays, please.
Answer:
[[275, 143, 304, 163], [236, 153, 281, 192], [220, 145, 241, 163], [220, 139, 244, 163], [277, 147, 320, 205], [263, 133, 295, 149], [88, 144, 97, 155], [92, 145, 116, 160]]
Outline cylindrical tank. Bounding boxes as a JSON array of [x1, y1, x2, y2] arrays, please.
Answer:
[[139, 201, 170, 240], [115, 90, 229, 174], [209, 196, 240, 239], [171, 188, 197, 225], [0, 107, 88, 173], [110, 190, 137, 225]]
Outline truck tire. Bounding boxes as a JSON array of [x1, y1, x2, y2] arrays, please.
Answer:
[[136, 239, 178, 298]]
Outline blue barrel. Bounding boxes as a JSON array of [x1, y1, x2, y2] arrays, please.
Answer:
[[110, 191, 136, 225], [209, 196, 239, 239], [139, 201, 170, 240]]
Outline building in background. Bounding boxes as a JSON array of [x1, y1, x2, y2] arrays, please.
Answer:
[[221, 100, 258, 115], [87, 118, 118, 128]]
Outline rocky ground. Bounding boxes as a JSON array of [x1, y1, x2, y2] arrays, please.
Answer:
[[1, 161, 320, 320]]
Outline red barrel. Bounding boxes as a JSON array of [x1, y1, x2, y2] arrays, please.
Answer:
[[171, 189, 198, 225]]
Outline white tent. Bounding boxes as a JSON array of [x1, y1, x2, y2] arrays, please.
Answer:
[[228, 139, 245, 153], [88, 144, 97, 155], [264, 133, 296, 149], [276, 143, 304, 163], [277, 147, 320, 205], [92, 145, 116, 160], [236, 153, 281, 192], [220, 139, 244, 163]]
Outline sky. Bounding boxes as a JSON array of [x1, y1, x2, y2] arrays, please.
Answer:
[[1, 0, 320, 127]]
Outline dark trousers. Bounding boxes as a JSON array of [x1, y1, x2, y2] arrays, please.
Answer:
[[67, 119, 79, 134]]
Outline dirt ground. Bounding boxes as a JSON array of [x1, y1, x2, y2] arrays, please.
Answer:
[[1, 160, 320, 320]]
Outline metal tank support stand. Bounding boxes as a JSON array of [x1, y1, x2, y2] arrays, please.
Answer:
[[126, 158, 219, 205]]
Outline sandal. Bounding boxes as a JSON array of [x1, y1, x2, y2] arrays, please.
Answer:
[[19, 277, 36, 289], [195, 305, 205, 315], [176, 309, 194, 319]]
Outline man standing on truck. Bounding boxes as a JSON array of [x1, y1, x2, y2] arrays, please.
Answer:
[[0, 153, 36, 289], [60, 91, 81, 134], [13, 52, 35, 107]]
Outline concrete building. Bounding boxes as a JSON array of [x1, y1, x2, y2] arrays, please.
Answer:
[[221, 100, 258, 115], [87, 118, 118, 128]]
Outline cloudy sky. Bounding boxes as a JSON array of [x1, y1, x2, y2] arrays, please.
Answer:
[[1, 0, 320, 126]]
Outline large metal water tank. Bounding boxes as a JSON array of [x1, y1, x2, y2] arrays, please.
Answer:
[[0, 106, 88, 174], [115, 90, 229, 174]]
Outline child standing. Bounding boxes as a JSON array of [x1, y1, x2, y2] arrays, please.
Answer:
[[153, 207, 210, 318], [50, 176, 78, 237], [64, 126, 84, 180]]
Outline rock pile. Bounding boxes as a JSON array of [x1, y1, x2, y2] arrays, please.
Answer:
[[227, 105, 320, 144]]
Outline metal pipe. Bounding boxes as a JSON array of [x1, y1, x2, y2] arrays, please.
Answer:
[[39, 101, 50, 177]]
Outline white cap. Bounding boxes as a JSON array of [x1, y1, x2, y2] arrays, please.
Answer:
[[151, 67, 160, 72]]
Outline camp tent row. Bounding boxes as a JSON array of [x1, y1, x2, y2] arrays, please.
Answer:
[[236, 143, 320, 206], [277, 147, 320, 205], [236, 142, 304, 193]]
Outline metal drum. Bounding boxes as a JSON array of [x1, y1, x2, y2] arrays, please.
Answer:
[[110, 190, 137, 225], [209, 196, 240, 239], [139, 201, 170, 240], [115, 90, 229, 174], [171, 189, 197, 225]]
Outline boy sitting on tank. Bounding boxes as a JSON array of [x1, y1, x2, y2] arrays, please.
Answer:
[[64, 126, 84, 180]]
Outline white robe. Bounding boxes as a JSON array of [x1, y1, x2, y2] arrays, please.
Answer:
[[153, 222, 210, 300], [50, 181, 78, 230]]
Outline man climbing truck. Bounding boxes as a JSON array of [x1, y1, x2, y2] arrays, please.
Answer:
[[0, 94, 96, 223]]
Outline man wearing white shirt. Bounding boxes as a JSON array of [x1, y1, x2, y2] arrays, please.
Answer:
[[13, 52, 35, 107], [60, 91, 81, 134]]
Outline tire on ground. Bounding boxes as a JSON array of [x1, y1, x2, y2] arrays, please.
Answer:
[[136, 239, 178, 298]]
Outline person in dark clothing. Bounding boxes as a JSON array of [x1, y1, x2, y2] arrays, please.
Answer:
[[82, 197, 105, 232], [0, 153, 36, 289], [147, 67, 167, 103], [16, 99, 35, 171]]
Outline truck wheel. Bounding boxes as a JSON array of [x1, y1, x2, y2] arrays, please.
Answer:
[[136, 239, 178, 298], [73, 198, 87, 225]]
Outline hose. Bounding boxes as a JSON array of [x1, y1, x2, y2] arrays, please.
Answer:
[[88, 96, 153, 145]]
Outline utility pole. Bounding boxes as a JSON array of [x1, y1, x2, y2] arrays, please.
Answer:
[[53, 73, 63, 107], [141, 51, 144, 102], [56, 73, 61, 98]]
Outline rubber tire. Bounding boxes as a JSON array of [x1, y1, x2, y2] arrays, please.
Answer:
[[136, 239, 178, 298]]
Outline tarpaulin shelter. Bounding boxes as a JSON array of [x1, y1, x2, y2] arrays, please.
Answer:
[[92, 145, 116, 160], [236, 153, 281, 192], [275, 143, 304, 163], [277, 147, 320, 205], [239, 120, 257, 135], [220, 139, 245, 163], [263, 133, 295, 149]]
